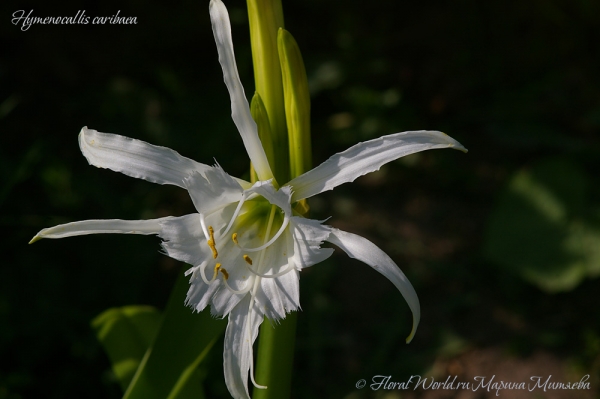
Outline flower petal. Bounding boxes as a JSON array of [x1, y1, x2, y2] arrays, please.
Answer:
[[30, 218, 171, 243], [257, 269, 300, 320], [160, 207, 251, 316], [288, 130, 467, 202], [159, 214, 210, 266], [209, 268, 250, 317], [79, 127, 212, 188], [326, 228, 420, 343], [209, 0, 274, 182], [186, 275, 221, 313], [289, 217, 334, 269], [246, 181, 292, 216], [253, 230, 300, 320], [223, 296, 264, 399], [184, 166, 244, 215]]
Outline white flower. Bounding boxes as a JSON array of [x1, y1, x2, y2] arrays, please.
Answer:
[[30, 1, 466, 398]]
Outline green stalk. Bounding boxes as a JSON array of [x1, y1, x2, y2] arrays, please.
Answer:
[[247, 0, 288, 183], [248, 0, 293, 395], [252, 313, 297, 399]]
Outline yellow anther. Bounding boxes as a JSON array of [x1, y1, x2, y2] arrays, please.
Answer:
[[232, 232, 238, 244], [243, 255, 253, 265], [207, 240, 218, 259], [220, 268, 229, 280], [212, 263, 229, 280], [213, 263, 222, 280], [207, 226, 218, 259]]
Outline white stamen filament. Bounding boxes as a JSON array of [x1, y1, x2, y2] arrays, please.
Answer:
[[198, 260, 217, 285], [236, 216, 289, 253], [197, 260, 252, 294], [249, 342, 266, 389], [243, 259, 296, 278], [199, 213, 210, 241], [221, 277, 252, 295], [220, 192, 248, 240]]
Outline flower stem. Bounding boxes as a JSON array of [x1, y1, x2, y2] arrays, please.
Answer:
[[253, 205, 298, 398], [247, 0, 288, 183], [252, 313, 297, 399], [248, 0, 311, 397]]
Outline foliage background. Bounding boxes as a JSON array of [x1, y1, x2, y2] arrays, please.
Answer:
[[1, 0, 599, 398]]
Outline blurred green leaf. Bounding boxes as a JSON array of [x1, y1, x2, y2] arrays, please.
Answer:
[[123, 271, 226, 399], [92, 305, 162, 391], [484, 158, 599, 292]]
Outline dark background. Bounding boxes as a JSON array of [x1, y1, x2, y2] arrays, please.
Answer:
[[2, 0, 599, 398]]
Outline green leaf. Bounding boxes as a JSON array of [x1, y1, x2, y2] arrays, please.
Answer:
[[484, 158, 599, 292], [123, 271, 227, 399], [92, 305, 162, 391]]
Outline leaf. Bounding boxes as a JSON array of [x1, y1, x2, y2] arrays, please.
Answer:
[[91, 305, 162, 391], [484, 158, 599, 292], [123, 271, 227, 399]]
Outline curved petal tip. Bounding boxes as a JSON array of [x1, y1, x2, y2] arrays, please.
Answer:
[[440, 132, 468, 153], [405, 321, 418, 343]]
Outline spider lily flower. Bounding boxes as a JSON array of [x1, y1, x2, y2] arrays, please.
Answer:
[[30, 1, 466, 398]]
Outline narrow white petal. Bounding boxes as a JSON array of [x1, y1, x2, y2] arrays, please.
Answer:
[[30, 218, 171, 243], [184, 166, 244, 215], [288, 130, 467, 202], [209, 0, 274, 182], [289, 217, 334, 269], [223, 296, 264, 399], [159, 214, 210, 266], [327, 228, 420, 343], [79, 127, 211, 188], [246, 181, 292, 215]]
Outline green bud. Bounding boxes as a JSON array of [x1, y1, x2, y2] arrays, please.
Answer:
[[278, 28, 312, 179], [250, 92, 276, 185], [247, 0, 288, 183]]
